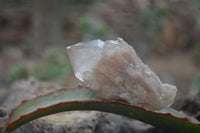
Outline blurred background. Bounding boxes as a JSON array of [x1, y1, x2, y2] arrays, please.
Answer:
[[0, 0, 200, 108]]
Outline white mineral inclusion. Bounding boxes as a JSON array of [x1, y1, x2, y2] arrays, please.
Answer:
[[66, 38, 177, 110]]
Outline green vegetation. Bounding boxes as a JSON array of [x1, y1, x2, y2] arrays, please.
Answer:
[[190, 73, 200, 96], [9, 49, 72, 85], [62, 0, 93, 6], [61, 0, 94, 11], [138, 7, 169, 37], [192, 43, 200, 64], [9, 63, 29, 83], [79, 16, 109, 41]]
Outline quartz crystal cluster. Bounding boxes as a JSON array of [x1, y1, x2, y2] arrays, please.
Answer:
[[66, 38, 177, 110]]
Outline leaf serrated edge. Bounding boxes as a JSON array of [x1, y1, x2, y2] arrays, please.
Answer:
[[8, 85, 88, 118], [6, 100, 200, 131]]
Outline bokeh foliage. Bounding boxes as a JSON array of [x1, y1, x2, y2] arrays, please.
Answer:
[[9, 49, 72, 85]]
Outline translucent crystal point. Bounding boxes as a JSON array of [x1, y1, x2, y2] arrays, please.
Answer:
[[67, 39, 105, 82], [66, 38, 177, 110]]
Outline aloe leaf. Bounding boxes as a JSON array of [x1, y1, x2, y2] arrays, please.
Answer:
[[6, 87, 200, 133]]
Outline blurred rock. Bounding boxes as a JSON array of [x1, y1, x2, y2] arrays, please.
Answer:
[[33, 111, 101, 133], [0, 107, 7, 117], [95, 113, 152, 133], [181, 91, 200, 120], [0, 88, 8, 105]]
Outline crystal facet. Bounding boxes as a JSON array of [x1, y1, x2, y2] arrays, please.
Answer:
[[67, 38, 177, 110]]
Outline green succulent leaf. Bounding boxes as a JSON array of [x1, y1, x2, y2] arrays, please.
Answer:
[[6, 87, 200, 133]]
